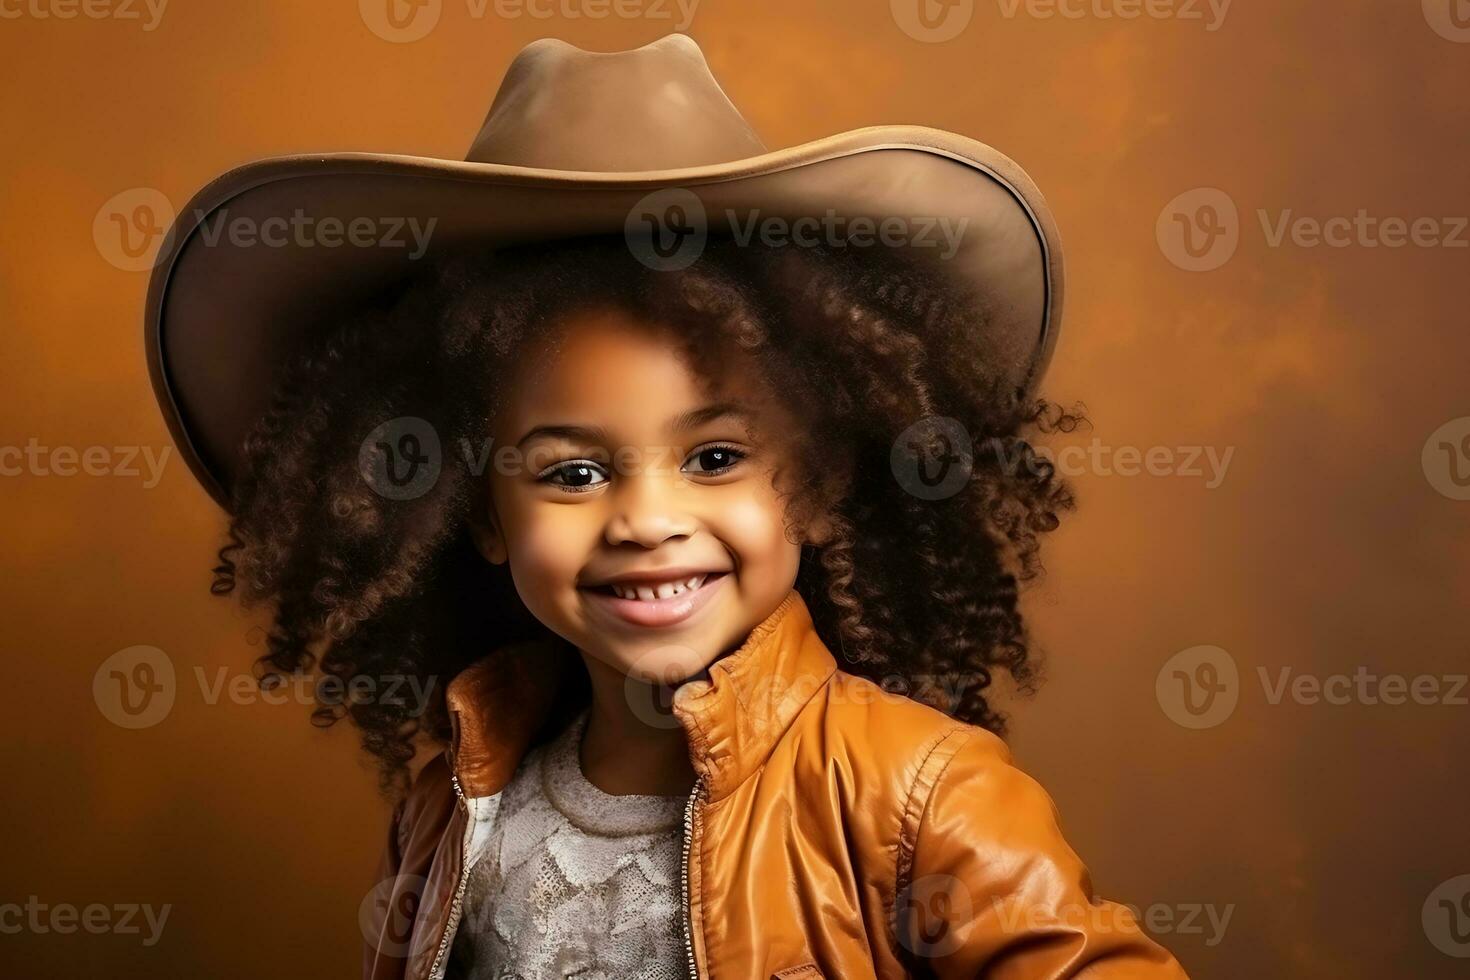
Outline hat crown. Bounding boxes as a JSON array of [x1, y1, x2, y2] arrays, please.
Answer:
[[467, 34, 769, 172]]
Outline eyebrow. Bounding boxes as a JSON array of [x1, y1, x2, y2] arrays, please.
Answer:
[[513, 402, 752, 450]]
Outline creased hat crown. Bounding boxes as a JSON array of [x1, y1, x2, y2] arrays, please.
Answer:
[[467, 34, 768, 171]]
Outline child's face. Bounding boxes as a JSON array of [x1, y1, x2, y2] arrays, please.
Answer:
[[472, 305, 808, 687]]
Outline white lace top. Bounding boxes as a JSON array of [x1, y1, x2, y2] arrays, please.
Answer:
[[444, 708, 689, 980]]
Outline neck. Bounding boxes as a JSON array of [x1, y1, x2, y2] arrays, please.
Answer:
[[576, 654, 698, 797]]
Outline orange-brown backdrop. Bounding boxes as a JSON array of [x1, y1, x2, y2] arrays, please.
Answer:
[[2, 1, 1467, 977]]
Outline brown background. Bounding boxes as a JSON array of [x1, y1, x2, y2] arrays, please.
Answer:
[[2, 1, 1467, 977]]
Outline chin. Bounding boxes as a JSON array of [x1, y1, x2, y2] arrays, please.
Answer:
[[601, 637, 721, 688]]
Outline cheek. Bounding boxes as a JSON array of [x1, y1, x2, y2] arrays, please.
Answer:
[[712, 490, 800, 577], [505, 503, 597, 580], [490, 484, 599, 597]]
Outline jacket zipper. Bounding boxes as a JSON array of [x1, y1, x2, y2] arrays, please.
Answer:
[[433, 760, 704, 979], [680, 774, 706, 980], [428, 773, 475, 980]]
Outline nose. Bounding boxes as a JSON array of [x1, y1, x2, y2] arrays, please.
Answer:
[[603, 459, 697, 549]]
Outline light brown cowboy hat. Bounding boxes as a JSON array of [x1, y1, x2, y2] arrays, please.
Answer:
[[144, 33, 1064, 512]]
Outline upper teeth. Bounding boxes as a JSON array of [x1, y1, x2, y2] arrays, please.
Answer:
[[609, 574, 708, 601]]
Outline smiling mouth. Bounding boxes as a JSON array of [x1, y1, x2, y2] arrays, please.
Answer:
[[587, 572, 719, 602], [579, 571, 730, 627]]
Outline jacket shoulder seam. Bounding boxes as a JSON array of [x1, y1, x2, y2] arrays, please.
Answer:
[[895, 725, 973, 881], [888, 724, 973, 960]]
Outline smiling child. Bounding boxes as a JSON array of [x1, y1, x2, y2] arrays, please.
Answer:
[[147, 34, 1188, 980]]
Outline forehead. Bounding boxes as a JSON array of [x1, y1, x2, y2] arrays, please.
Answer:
[[497, 305, 769, 432]]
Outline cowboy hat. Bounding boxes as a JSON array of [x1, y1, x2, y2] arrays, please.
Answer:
[[144, 32, 1064, 512]]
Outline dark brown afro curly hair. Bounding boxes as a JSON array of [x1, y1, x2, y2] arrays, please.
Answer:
[[211, 232, 1084, 795]]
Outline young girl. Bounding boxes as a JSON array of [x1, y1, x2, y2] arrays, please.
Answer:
[[148, 34, 1187, 980]]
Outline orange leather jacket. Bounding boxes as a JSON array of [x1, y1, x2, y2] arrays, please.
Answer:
[[363, 590, 1188, 979]]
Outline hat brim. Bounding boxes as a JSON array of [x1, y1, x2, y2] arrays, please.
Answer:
[[145, 125, 1063, 512]]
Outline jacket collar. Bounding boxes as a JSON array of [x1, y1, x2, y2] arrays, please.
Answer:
[[444, 588, 836, 802]]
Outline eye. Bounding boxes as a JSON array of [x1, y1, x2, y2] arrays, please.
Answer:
[[536, 459, 609, 493], [682, 443, 748, 476]]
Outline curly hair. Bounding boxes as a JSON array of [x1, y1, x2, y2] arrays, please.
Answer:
[[211, 233, 1084, 795]]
